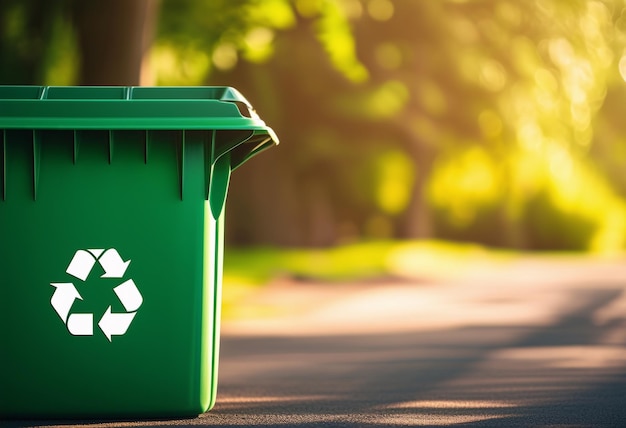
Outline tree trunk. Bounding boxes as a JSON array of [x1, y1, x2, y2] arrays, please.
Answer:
[[72, 0, 158, 85], [397, 130, 436, 240]]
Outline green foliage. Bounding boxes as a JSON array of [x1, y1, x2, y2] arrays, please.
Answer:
[[522, 189, 597, 251], [519, 149, 626, 252], [309, 0, 369, 83], [373, 149, 415, 215], [153, 0, 365, 83], [427, 147, 503, 230], [0, 0, 74, 84], [42, 11, 78, 85]]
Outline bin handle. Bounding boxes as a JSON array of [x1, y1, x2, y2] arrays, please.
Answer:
[[208, 152, 231, 219]]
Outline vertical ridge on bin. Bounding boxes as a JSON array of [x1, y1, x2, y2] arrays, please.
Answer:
[[32, 130, 41, 201], [177, 131, 185, 201], [204, 130, 213, 200], [73, 130, 79, 164], [207, 131, 232, 219], [108, 130, 114, 164], [1, 130, 5, 201], [143, 130, 149, 164], [208, 154, 231, 220]]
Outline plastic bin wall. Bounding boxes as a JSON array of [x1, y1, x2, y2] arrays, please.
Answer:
[[0, 86, 278, 419]]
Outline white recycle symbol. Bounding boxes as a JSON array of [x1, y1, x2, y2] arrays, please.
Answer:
[[50, 248, 143, 342]]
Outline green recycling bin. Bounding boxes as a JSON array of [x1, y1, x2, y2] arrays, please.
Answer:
[[0, 86, 278, 419]]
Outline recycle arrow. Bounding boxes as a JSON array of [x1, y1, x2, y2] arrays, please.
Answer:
[[67, 312, 93, 336], [65, 248, 130, 280], [50, 282, 82, 323], [114, 279, 143, 312], [99, 249, 130, 278], [66, 250, 98, 281], [51, 247, 141, 341], [98, 307, 136, 342]]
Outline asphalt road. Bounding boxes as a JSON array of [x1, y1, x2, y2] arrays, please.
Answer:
[[4, 256, 626, 427]]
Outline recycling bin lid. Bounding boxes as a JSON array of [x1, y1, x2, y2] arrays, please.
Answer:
[[0, 85, 278, 142]]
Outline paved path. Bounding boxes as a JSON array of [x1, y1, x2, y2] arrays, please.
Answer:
[[5, 256, 626, 427]]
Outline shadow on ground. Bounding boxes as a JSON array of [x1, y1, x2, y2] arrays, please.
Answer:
[[4, 258, 626, 427]]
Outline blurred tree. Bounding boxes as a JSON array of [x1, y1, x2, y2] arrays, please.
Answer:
[[209, 0, 626, 250], [72, 0, 158, 85], [3, 0, 626, 251]]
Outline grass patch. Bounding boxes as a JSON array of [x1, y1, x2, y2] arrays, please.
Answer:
[[220, 240, 618, 319], [221, 240, 515, 319], [222, 240, 623, 319], [222, 239, 515, 287]]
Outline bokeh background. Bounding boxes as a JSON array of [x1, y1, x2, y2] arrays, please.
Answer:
[[3, 0, 626, 254]]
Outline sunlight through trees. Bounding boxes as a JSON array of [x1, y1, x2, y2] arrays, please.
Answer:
[[2, 0, 626, 251]]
